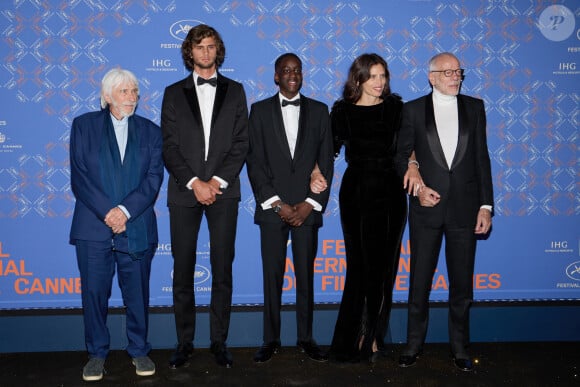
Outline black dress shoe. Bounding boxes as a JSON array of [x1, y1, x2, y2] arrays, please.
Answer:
[[398, 353, 420, 368], [169, 344, 193, 369], [211, 342, 233, 368], [454, 357, 474, 372], [297, 340, 328, 362], [253, 341, 281, 363], [375, 342, 388, 358], [359, 337, 383, 363], [368, 351, 381, 364], [328, 350, 360, 363]]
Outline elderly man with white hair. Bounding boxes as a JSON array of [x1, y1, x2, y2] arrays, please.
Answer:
[[69, 68, 163, 381], [395, 52, 493, 372]]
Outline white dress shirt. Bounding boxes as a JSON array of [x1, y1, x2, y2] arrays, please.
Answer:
[[186, 72, 228, 190], [261, 93, 322, 212], [194, 71, 217, 161], [279, 93, 300, 158]]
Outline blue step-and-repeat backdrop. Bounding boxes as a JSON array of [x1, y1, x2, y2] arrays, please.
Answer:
[[0, 1, 578, 309]]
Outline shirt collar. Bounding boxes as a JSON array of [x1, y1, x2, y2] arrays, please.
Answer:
[[278, 92, 301, 104], [110, 113, 129, 125]]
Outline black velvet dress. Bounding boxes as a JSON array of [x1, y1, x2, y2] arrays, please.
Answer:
[[329, 95, 408, 362]]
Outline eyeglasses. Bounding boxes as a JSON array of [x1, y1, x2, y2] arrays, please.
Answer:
[[430, 69, 464, 77]]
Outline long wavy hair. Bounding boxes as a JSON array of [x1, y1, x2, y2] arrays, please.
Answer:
[[342, 53, 391, 103], [181, 24, 226, 71]]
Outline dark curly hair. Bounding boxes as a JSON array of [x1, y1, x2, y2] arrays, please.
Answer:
[[181, 24, 226, 71], [342, 53, 391, 103]]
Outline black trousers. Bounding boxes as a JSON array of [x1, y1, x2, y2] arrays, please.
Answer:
[[405, 219, 476, 357], [259, 221, 318, 344], [169, 198, 239, 346]]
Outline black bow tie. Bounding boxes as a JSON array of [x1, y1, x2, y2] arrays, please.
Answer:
[[197, 77, 217, 87], [281, 99, 300, 107]]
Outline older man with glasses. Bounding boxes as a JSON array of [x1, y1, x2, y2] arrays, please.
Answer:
[[395, 52, 493, 372]]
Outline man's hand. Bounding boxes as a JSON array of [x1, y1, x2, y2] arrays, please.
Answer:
[[474, 208, 492, 235], [105, 207, 128, 234], [113, 224, 127, 234], [285, 201, 313, 227], [417, 186, 441, 207], [192, 179, 222, 205], [208, 178, 223, 193], [276, 201, 297, 224]]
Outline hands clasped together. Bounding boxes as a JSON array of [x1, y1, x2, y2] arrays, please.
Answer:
[[275, 201, 313, 227], [104, 207, 128, 234], [192, 178, 223, 206], [403, 161, 441, 207], [402, 161, 491, 234]]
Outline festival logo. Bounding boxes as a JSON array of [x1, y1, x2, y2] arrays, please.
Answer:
[[565, 261, 580, 281], [170, 19, 203, 41], [194, 264, 211, 285], [537, 5, 576, 42]]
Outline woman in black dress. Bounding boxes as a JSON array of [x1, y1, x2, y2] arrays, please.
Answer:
[[320, 53, 417, 362]]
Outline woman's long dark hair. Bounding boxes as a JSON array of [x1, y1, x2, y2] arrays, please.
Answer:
[[342, 53, 391, 103]]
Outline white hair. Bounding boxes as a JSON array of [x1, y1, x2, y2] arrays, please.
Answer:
[[100, 68, 139, 109], [428, 52, 459, 71]]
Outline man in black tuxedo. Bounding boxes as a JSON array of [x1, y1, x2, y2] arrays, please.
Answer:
[[395, 52, 493, 372], [161, 24, 249, 369], [246, 53, 334, 363]]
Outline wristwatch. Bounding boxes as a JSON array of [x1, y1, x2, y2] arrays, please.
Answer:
[[273, 203, 283, 213]]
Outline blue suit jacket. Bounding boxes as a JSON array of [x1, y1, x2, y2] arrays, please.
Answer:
[[69, 108, 163, 244]]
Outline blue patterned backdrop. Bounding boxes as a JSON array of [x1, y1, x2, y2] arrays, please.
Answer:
[[0, 0, 578, 309]]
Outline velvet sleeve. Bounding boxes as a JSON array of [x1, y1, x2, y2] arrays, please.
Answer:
[[330, 100, 347, 158]]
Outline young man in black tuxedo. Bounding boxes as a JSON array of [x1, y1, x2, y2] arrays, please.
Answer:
[[246, 53, 334, 363], [161, 24, 249, 369]]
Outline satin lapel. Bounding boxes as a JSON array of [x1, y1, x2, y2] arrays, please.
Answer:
[[182, 77, 203, 129], [294, 96, 310, 161], [293, 97, 307, 164], [450, 95, 469, 170], [207, 76, 228, 157], [271, 96, 293, 162], [425, 94, 449, 171], [211, 75, 227, 129]]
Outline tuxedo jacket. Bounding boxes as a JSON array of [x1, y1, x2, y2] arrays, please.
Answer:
[[246, 94, 334, 226], [396, 93, 493, 228], [161, 73, 249, 206], [69, 109, 163, 244]]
